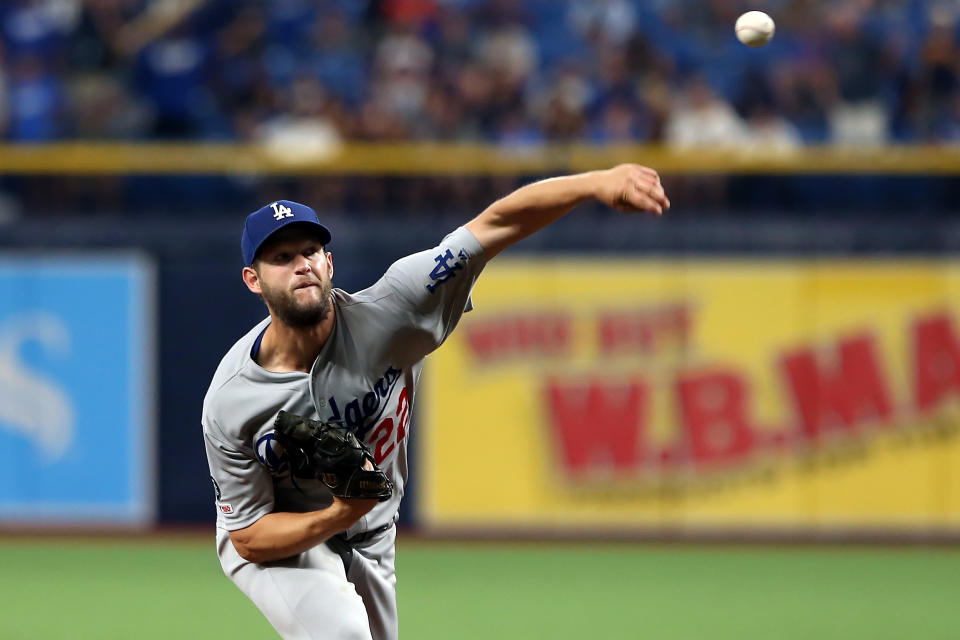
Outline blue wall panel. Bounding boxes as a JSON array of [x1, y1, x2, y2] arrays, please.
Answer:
[[0, 255, 155, 524]]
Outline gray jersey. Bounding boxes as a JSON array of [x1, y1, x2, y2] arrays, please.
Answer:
[[203, 226, 486, 545]]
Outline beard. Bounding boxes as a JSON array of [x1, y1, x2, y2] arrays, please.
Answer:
[[261, 280, 333, 328]]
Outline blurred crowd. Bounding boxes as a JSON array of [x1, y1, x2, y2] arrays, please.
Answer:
[[1, 0, 960, 147]]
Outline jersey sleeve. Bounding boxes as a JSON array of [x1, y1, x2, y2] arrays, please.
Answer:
[[381, 226, 488, 351], [204, 419, 275, 531]]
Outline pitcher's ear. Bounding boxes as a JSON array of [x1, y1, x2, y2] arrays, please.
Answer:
[[242, 265, 262, 295]]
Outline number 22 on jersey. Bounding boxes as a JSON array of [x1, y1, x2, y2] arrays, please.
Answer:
[[370, 387, 410, 465]]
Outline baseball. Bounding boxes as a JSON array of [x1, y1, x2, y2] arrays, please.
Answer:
[[735, 11, 775, 47]]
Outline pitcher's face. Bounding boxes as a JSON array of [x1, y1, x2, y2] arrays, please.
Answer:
[[246, 229, 334, 328]]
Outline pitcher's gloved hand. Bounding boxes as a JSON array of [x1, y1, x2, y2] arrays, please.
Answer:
[[273, 410, 393, 501]]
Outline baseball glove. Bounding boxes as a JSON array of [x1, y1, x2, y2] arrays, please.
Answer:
[[273, 410, 393, 502]]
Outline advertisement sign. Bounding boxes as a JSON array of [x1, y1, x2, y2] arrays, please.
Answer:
[[0, 254, 155, 525], [420, 259, 960, 532]]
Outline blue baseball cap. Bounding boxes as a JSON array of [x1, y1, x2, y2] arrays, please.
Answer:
[[241, 200, 332, 266]]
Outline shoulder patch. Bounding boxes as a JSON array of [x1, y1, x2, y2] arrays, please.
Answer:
[[426, 249, 465, 293]]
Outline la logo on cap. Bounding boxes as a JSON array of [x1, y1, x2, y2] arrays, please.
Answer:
[[270, 202, 294, 221]]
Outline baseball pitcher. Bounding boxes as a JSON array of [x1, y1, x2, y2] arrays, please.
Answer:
[[202, 165, 669, 639]]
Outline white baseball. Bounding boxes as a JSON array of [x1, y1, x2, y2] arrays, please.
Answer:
[[735, 11, 775, 47]]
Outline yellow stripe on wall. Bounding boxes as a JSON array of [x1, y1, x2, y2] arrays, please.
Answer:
[[1, 143, 959, 175]]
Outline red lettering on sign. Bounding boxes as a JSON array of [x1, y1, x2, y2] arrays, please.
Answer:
[[676, 370, 755, 467], [544, 380, 648, 475], [466, 313, 572, 362], [913, 312, 960, 412], [780, 334, 892, 440], [598, 303, 692, 355]]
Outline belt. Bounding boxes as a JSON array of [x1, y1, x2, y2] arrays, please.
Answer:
[[327, 522, 394, 573], [340, 521, 394, 546]]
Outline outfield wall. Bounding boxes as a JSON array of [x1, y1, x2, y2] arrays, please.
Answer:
[[2, 207, 960, 537]]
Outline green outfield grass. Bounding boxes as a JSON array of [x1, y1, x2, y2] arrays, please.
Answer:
[[0, 537, 957, 639]]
